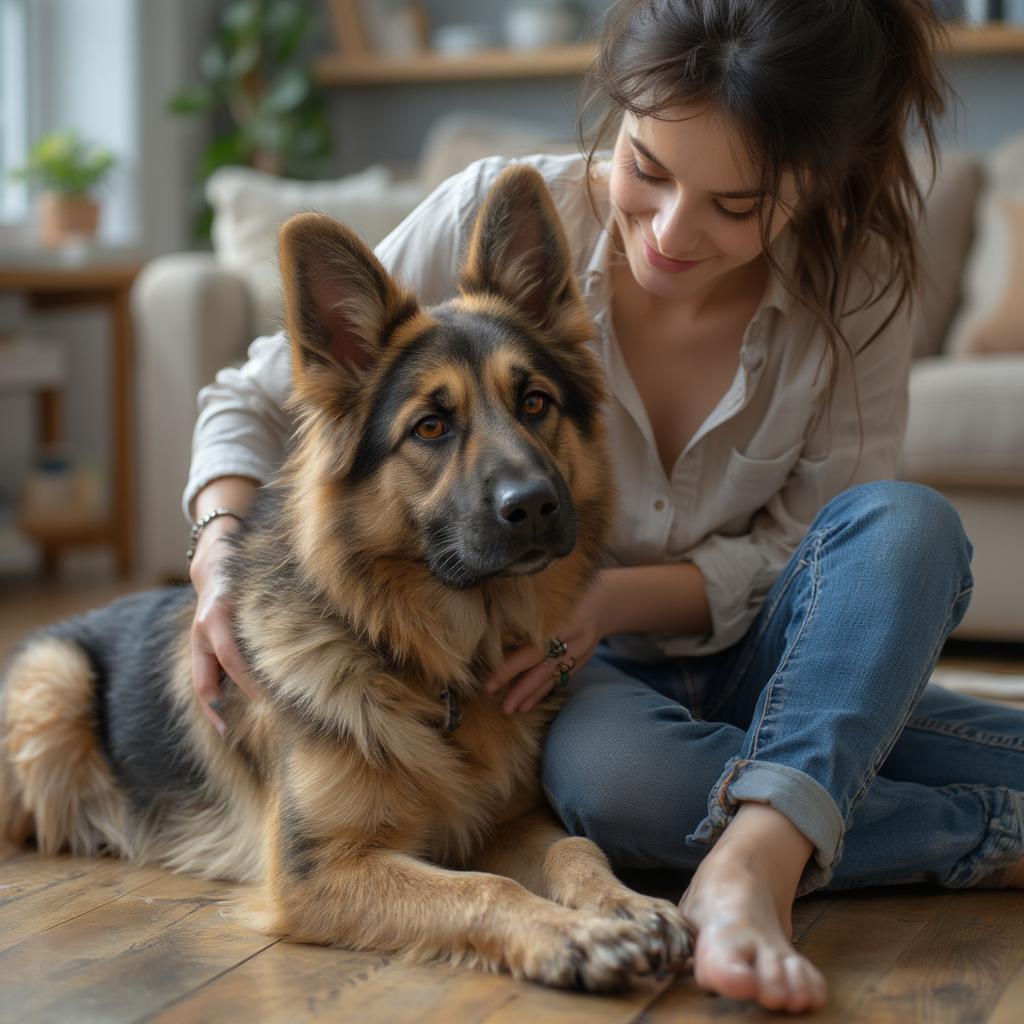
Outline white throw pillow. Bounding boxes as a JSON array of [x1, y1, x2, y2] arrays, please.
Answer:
[[207, 165, 425, 336]]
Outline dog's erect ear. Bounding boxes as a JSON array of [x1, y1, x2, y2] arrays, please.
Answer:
[[278, 212, 417, 384], [459, 165, 584, 333]]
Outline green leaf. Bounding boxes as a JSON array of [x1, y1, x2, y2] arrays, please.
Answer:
[[199, 43, 230, 84], [11, 131, 117, 193], [200, 132, 251, 178], [247, 112, 288, 152], [262, 67, 310, 113], [266, 1, 308, 61], [228, 40, 262, 78], [293, 125, 331, 159], [167, 84, 216, 115], [222, 0, 261, 37], [192, 204, 215, 243]]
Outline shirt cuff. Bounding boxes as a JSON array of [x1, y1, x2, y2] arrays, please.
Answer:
[[664, 533, 778, 656]]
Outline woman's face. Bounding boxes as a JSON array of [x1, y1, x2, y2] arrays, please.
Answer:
[[607, 108, 797, 303]]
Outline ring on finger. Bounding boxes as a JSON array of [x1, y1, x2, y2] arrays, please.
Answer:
[[553, 655, 577, 689], [545, 636, 568, 661]]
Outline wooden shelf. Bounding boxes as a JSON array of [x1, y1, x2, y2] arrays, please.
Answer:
[[947, 23, 1024, 55], [312, 25, 1024, 87], [313, 42, 596, 85]]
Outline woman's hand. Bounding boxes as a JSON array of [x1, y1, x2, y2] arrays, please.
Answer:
[[189, 513, 260, 736], [485, 575, 610, 715]]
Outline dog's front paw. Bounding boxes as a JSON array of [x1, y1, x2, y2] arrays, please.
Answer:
[[574, 891, 693, 975], [508, 908, 670, 992]]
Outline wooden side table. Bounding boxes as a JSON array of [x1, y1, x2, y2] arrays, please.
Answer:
[[0, 252, 143, 577]]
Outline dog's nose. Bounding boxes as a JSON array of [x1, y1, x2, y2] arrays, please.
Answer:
[[495, 478, 560, 529]]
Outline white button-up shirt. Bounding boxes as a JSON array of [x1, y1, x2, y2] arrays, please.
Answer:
[[185, 154, 913, 659]]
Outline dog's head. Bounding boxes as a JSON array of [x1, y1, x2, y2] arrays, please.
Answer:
[[277, 165, 612, 596]]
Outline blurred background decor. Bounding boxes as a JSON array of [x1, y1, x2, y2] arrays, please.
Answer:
[[503, 0, 585, 50], [0, 0, 1021, 630], [10, 131, 116, 249], [167, 0, 333, 238]]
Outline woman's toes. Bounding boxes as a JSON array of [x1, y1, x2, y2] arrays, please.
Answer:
[[805, 959, 829, 1011], [693, 933, 759, 1001], [782, 955, 828, 1014], [756, 949, 791, 1011]]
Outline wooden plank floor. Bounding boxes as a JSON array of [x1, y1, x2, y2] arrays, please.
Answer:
[[4, 856, 1024, 1023], [3, 578, 1024, 1022]]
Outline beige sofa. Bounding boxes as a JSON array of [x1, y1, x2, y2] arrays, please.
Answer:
[[131, 119, 1024, 642]]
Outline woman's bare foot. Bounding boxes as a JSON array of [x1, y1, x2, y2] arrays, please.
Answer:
[[679, 803, 828, 1014]]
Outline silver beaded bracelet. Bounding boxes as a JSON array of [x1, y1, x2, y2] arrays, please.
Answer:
[[185, 507, 244, 568]]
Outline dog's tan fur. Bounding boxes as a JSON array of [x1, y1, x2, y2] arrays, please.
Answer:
[[1, 637, 128, 856], [0, 166, 691, 991]]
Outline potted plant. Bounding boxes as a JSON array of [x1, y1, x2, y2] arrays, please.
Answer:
[[11, 132, 116, 248], [168, 0, 333, 238]]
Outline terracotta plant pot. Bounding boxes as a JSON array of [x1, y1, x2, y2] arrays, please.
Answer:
[[37, 192, 100, 249]]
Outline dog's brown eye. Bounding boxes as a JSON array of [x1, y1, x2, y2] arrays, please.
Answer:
[[414, 417, 446, 440], [522, 392, 548, 418]]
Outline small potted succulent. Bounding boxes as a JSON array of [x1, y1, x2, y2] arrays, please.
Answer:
[[11, 132, 117, 248]]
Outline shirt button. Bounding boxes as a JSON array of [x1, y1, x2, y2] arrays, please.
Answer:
[[654, 499, 666, 511]]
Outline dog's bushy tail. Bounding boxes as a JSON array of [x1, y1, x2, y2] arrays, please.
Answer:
[[1, 636, 130, 856]]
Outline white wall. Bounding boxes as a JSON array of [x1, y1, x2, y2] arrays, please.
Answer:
[[942, 56, 1024, 151], [135, 0, 220, 256]]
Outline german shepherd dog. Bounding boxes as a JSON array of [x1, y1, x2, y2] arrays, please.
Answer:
[[0, 166, 691, 990]]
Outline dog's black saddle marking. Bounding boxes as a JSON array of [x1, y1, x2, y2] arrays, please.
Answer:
[[42, 586, 207, 814]]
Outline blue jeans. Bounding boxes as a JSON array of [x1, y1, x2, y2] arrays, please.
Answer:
[[542, 481, 1024, 894]]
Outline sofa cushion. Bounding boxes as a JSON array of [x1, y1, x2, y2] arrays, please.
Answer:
[[947, 133, 1024, 357], [207, 165, 425, 336], [901, 356, 1024, 487], [416, 112, 578, 193], [911, 147, 984, 359]]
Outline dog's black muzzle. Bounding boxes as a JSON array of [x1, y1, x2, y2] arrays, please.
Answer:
[[426, 464, 577, 588]]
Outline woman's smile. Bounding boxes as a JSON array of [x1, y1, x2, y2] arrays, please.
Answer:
[[642, 235, 706, 274]]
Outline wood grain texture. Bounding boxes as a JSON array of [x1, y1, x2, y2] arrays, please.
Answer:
[[3, 858, 1024, 1023], [0, 860, 274, 1023], [4, 587, 1024, 1021]]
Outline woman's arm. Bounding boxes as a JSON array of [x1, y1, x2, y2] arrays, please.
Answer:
[[188, 475, 261, 735], [487, 562, 711, 715], [191, 474, 260, 523], [597, 563, 711, 638]]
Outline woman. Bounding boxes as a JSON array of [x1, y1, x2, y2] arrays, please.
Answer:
[[184, 0, 1024, 1013]]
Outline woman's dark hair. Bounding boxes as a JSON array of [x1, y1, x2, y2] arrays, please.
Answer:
[[579, 0, 950, 437]]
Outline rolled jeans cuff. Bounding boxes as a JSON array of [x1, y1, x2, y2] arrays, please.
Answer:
[[685, 755, 846, 896]]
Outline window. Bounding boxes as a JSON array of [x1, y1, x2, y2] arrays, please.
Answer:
[[0, 0, 30, 223]]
